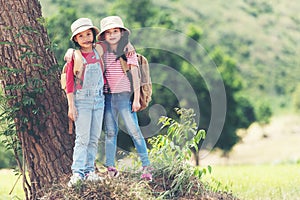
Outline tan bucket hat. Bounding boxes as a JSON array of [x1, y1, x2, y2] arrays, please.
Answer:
[[70, 18, 100, 41], [97, 16, 130, 40]]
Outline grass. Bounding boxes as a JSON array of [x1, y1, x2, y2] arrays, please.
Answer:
[[1, 164, 300, 199], [0, 169, 25, 200], [203, 164, 300, 200]]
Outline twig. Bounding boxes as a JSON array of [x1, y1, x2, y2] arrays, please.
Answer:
[[9, 173, 22, 195]]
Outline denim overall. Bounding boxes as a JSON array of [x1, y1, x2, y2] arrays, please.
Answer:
[[71, 49, 104, 177]]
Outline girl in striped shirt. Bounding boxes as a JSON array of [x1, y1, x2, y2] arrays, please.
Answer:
[[98, 16, 152, 181]]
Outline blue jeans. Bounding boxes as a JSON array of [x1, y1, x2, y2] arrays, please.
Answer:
[[104, 92, 150, 167]]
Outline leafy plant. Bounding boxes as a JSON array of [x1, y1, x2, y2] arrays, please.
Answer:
[[0, 90, 21, 169], [149, 108, 205, 164], [147, 108, 211, 198]]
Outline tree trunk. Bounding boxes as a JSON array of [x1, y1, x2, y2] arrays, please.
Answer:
[[0, 0, 74, 199]]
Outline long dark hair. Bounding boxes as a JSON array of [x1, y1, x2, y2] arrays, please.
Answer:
[[115, 29, 129, 61]]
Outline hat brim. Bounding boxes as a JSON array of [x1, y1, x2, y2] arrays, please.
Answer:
[[97, 24, 130, 41], [70, 26, 100, 41]]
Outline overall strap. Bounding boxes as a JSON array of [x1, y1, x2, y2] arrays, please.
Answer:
[[94, 44, 105, 73], [92, 47, 102, 71], [93, 48, 99, 59]]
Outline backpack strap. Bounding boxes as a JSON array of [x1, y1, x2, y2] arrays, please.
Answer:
[[73, 50, 87, 80], [73, 50, 84, 77], [120, 57, 129, 74]]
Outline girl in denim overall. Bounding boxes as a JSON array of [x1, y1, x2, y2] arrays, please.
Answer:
[[66, 18, 105, 187], [98, 16, 152, 181]]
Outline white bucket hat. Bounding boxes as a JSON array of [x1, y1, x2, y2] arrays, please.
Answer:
[[97, 16, 130, 40], [70, 18, 100, 41]]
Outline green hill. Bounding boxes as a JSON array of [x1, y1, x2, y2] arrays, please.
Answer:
[[159, 0, 300, 111]]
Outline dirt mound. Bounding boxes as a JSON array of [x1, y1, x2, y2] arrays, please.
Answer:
[[41, 168, 239, 200]]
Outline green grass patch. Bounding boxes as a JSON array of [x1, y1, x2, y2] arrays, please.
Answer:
[[0, 169, 25, 200], [203, 164, 300, 200]]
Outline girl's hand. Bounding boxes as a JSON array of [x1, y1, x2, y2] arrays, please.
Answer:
[[125, 42, 135, 57], [132, 99, 141, 112], [64, 48, 75, 62], [68, 105, 78, 121]]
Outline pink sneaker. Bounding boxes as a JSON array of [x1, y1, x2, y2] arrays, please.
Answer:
[[107, 167, 119, 178], [140, 166, 153, 181]]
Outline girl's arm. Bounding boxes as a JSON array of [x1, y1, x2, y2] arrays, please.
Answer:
[[65, 60, 77, 121], [130, 65, 141, 112], [64, 48, 75, 63], [67, 93, 77, 121], [125, 42, 135, 57]]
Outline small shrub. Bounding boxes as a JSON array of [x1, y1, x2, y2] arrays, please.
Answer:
[[147, 108, 210, 198]]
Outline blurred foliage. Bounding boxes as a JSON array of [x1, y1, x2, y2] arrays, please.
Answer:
[[39, 0, 259, 152], [111, 0, 157, 27], [0, 89, 20, 169], [40, 0, 300, 110], [0, 142, 17, 168], [46, 7, 78, 66], [292, 84, 300, 112], [255, 102, 273, 125], [36, 0, 300, 150]]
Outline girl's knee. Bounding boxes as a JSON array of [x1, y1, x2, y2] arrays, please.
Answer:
[[106, 130, 117, 138], [131, 131, 144, 140]]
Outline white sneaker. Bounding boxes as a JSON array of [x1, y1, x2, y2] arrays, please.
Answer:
[[85, 171, 103, 182], [67, 173, 83, 187]]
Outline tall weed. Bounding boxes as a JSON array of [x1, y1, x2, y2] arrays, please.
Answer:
[[147, 108, 211, 198]]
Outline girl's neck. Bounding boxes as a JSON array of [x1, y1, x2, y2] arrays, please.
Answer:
[[80, 46, 93, 53], [109, 44, 118, 52]]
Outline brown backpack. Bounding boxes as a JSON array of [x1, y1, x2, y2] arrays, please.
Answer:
[[60, 44, 104, 90], [120, 54, 152, 111]]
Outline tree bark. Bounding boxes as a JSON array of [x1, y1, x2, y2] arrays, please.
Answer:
[[0, 0, 74, 199]]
